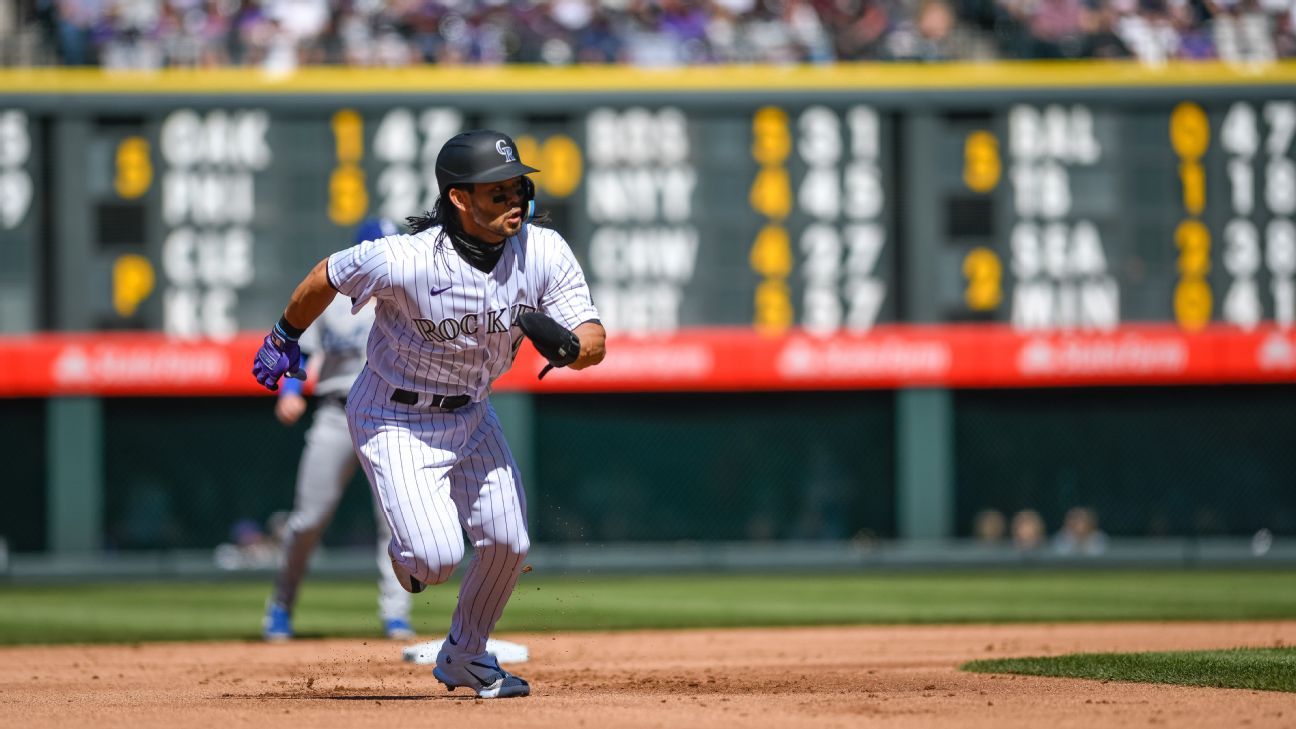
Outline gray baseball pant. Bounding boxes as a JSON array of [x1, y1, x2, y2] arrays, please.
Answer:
[[271, 400, 412, 622]]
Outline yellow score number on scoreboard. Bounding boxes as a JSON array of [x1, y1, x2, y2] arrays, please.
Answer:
[[329, 109, 368, 226], [963, 131, 1000, 194], [1170, 102, 1212, 331], [963, 247, 1003, 311], [114, 136, 152, 199], [961, 130, 1003, 312], [749, 106, 794, 335]]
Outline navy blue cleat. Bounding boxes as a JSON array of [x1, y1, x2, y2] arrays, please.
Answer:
[[433, 651, 530, 699]]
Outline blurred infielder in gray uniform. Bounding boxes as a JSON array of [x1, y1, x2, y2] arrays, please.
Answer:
[[262, 217, 415, 643], [252, 130, 606, 698]]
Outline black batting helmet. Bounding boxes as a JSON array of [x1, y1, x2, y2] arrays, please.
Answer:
[[435, 130, 539, 194]]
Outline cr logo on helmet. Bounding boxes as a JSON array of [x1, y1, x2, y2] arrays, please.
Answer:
[[496, 139, 516, 163]]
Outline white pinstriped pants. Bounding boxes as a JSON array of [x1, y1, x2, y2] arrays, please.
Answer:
[[346, 366, 530, 657]]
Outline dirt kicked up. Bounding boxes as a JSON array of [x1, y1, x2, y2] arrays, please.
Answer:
[[2, 622, 1294, 729]]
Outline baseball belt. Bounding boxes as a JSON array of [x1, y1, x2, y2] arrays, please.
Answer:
[[390, 388, 471, 411]]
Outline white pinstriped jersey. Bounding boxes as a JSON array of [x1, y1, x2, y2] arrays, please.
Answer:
[[326, 223, 599, 402]]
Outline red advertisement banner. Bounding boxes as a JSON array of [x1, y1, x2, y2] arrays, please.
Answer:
[[2, 324, 1295, 398]]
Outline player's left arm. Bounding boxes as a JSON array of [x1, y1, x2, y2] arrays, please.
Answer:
[[537, 232, 605, 371], [569, 320, 606, 370]]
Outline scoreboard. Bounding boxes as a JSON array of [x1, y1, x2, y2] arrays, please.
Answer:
[[79, 102, 896, 339], [0, 108, 38, 332], [2, 62, 1296, 395], [940, 100, 1296, 331]]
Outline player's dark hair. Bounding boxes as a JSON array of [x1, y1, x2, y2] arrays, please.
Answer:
[[405, 190, 460, 236], [528, 207, 552, 227]]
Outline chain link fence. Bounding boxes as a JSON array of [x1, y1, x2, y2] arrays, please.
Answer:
[[91, 392, 897, 552], [954, 385, 1296, 543], [0, 399, 47, 552], [532, 392, 896, 544]]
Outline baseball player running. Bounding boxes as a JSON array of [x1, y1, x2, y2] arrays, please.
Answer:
[[262, 217, 416, 643], [252, 130, 606, 699]]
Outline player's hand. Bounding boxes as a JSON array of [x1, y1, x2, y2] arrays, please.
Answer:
[[274, 393, 307, 426], [252, 322, 306, 392]]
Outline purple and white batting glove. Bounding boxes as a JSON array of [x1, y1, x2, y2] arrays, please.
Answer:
[[252, 317, 307, 392]]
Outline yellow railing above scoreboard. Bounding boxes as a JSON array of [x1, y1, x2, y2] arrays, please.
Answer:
[[1, 60, 1295, 95]]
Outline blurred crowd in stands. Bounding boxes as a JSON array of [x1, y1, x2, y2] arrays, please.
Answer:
[[0, 0, 1292, 69], [972, 506, 1110, 555]]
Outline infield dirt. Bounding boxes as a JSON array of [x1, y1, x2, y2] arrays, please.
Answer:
[[2, 621, 1293, 728]]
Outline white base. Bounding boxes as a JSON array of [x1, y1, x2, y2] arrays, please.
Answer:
[[401, 638, 529, 665]]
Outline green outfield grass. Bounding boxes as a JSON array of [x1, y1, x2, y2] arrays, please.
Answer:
[[963, 647, 1296, 692], [0, 569, 1293, 645]]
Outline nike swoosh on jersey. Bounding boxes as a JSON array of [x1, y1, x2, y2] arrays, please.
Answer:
[[431, 285, 452, 296]]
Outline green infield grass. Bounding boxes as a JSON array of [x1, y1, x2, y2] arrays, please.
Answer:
[[0, 569, 1293, 645], [963, 647, 1296, 692]]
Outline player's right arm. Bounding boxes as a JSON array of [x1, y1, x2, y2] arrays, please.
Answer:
[[254, 235, 395, 391], [252, 258, 336, 392], [272, 283, 329, 421], [283, 257, 339, 332]]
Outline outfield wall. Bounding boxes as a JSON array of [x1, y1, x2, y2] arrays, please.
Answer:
[[1, 385, 1293, 557]]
